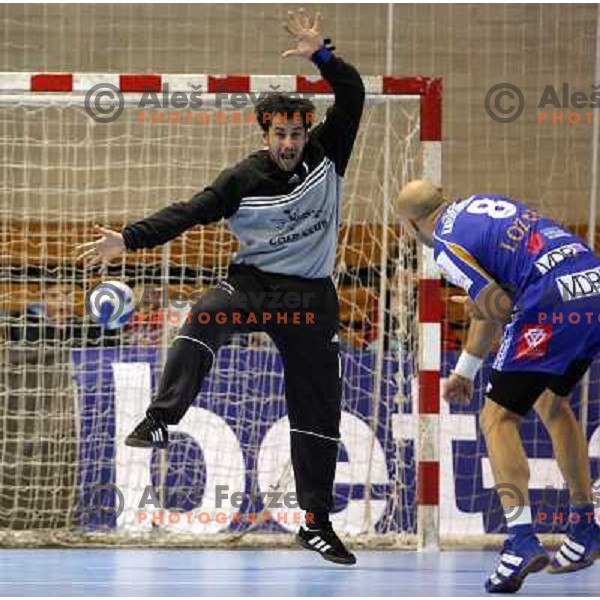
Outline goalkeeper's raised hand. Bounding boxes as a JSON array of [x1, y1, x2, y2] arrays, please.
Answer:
[[76, 225, 126, 265], [281, 8, 322, 59]]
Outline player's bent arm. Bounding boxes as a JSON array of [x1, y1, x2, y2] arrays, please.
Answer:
[[451, 285, 507, 381], [463, 318, 503, 360], [451, 319, 502, 383], [473, 282, 514, 325]]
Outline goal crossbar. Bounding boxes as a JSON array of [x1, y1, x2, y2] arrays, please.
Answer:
[[0, 71, 443, 549]]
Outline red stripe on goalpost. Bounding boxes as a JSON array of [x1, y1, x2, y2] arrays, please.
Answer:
[[418, 371, 440, 415], [208, 75, 251, 93], [120, 75, 162, 92], [382, 76, 425, 95], [31, 74, 73, 92], [418, 279, 443, 322], [382, 76, 442, 141], [420, 78, 442, 142], [417, 461, 440, 506], [296, 76, 332, 94], [416, 252, 443, 540]]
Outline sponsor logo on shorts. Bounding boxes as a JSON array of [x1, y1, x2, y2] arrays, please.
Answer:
[[515, 324, 552, 360], [534, 242, 589, 275], [555, 266, 600, 301]]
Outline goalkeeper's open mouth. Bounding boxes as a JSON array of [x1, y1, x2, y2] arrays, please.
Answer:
[[278, 150, 300, 171]]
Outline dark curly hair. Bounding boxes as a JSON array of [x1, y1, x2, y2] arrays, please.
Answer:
[[254, 93, 316, 133]]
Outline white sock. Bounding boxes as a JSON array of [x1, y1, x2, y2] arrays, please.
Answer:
[[504, 505, 532, 528]]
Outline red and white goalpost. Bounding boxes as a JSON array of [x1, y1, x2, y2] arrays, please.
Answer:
[[0, 71, 443, 548]]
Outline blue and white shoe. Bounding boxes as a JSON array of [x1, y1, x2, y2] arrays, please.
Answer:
[[549, 525, 600, 574], [485, 536, 549, 594]]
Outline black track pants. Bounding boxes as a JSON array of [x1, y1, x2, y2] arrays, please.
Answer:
[[147, 264, 342, 515]]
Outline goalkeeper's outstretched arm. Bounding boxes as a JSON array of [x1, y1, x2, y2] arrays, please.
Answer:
[[75, 166, 246, 263], [120, 167, 244, 251]]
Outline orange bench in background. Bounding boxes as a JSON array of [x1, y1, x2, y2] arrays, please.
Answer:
[[1, 220, 401, 270], [3, 220, 597, 348], [1, 221, 395, 347]]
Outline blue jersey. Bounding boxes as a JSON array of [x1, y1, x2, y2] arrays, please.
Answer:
[[433, 195, 600, 374], [433, 195, 595, 309]]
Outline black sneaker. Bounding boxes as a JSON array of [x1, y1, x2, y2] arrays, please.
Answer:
[[125, 414, 168, 449], [297, 523, 357, 565]]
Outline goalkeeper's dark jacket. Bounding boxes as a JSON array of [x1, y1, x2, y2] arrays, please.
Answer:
[[122, 48, 365, 279]]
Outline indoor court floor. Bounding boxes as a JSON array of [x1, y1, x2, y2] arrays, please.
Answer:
[[1, 548, 598, 596]]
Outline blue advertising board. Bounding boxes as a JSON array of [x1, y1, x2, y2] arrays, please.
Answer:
[[72, 346, 599, 535]]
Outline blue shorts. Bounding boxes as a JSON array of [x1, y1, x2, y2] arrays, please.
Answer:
[[493, 259, 600, 375]]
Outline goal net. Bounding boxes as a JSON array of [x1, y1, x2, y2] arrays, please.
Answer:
[[0, 74, 439, 547]]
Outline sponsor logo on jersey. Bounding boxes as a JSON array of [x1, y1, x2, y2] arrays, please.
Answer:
[[534, 242, 589, 275], [540, 226, 572, 240], [515, 324, 552, 360], [498, 209, 542, 253], [555, 266, 600, 301], [271, 207, 322, 233], [526, 231, 545, 255]]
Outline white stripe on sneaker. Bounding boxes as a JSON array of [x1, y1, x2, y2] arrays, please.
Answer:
[[497, 564, 514, 578], [555, 551, 570, 567], [308, 536, 321, 547], [564, 538, 585, 555], [501, 553, 523, 567], [559, 545, 581, 563], [217, 281, 235, 296]]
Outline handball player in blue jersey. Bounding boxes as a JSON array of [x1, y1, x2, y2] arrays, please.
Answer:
[[397, 180, 600, 593]]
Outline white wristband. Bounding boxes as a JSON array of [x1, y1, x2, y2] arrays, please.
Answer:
[[453, 351, 483, 381]]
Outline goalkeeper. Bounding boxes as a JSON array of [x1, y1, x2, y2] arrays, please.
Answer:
[[397, 180, 600, 593], [77, 9, 364, 565]]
